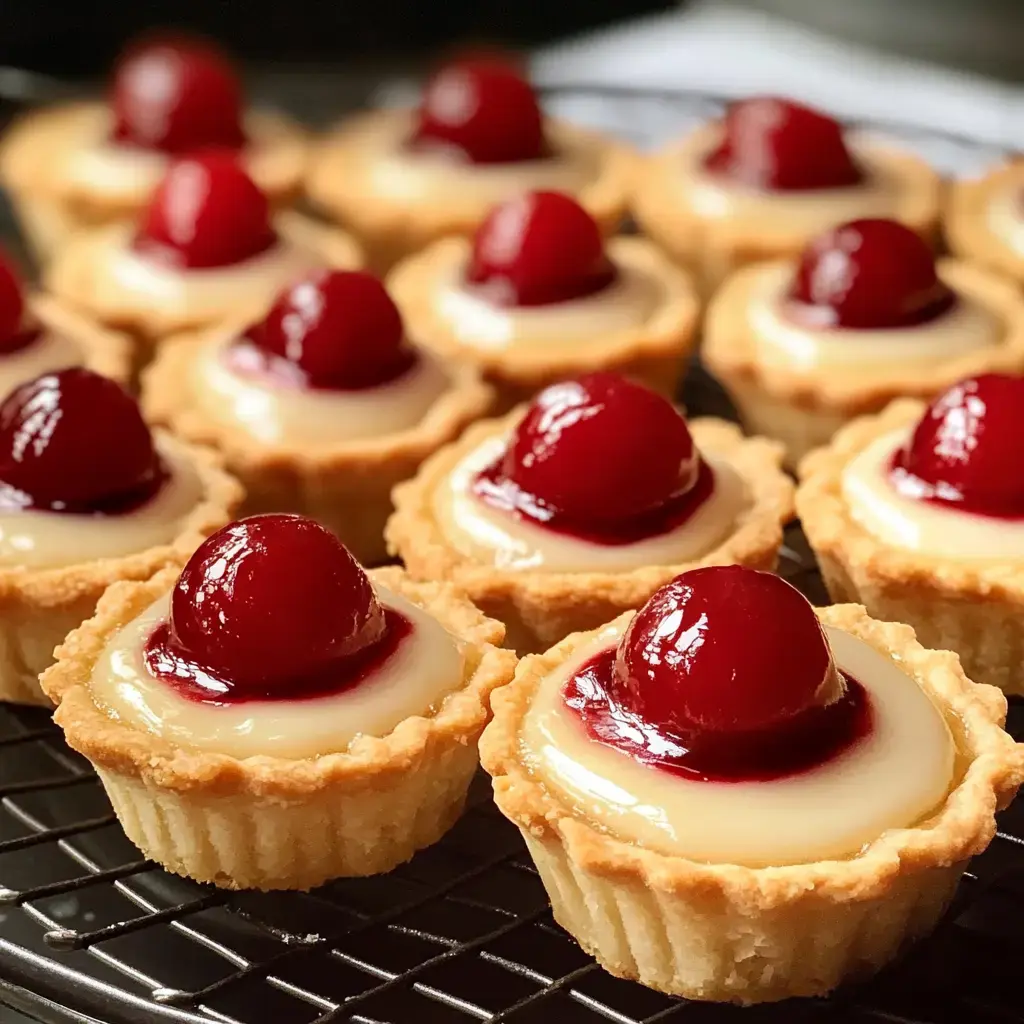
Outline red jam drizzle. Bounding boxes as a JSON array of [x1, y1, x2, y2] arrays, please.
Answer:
[[144, 608, 412, 705]]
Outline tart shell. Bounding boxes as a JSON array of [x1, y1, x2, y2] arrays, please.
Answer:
[[388, 236, 700, 412], [305, 110, 635, 272], [798, 398, 1024, 696], [479, 603, 1023, 1003], [386, 412, 794, 652], [41, 565, 517, 890], [703, 258, 1024, 467], [141, 324, 494, 565], [0, 433, 241, 705]]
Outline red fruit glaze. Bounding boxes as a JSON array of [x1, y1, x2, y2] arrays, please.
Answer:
[[466, 191, 616, 307], [704, 96, 863, 191], [150, 514, 398, 697], [788, 218, 955, 329], [0, 368, 164, 512], [473, 374, 702, 535], [564, 566, 871, 782], [111, 38, 246, 154], [411, 58, 545, 164], [0, 250, 37, 354], [134, 152, 276, 269], [239, 270, 416, 390], [890, 374, 1024, 518]]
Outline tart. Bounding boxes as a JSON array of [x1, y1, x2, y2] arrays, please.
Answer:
[[388, 190, 699, 411], [305, 57, 633, 271], [799, 372, 1024, 697], [0, 367, 240, 705], [0, 247, 132, 390], [0, 36, 307, 262], [633, 96, 941, 291], [41, 513, 516, 889], [480, 564, 1023, 1003], [946, 160, 1024, 286], [142, 268, 493, 565], [45, 151, 362, 368], [704, 217, 1024, 466], [387, 372, 794, 653]]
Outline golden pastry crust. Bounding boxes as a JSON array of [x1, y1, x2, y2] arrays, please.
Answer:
[[388, 236, 700, 410], [0, 433, 242, 705], [44, 210, 364, 343], [480, 602, 1023, 1003], [704, 258, 1024, 465], [305, 109, 635, 271], [633, 124, 941, 292], [387, 412, 794, 652], [28, 292, 133, 385], [141, 321, 494, 565], [798, 399, 1024, 695], [41, 565, 517, 888], [0, 102, 308, 259], [946, 161, 1024, 284]]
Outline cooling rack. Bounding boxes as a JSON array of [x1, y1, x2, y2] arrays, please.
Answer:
[[0, 69, 1021, 1024]]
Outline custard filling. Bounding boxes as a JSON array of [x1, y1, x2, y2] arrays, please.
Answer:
[[88, 583, 465, 760], [520, 621, 955, 866]]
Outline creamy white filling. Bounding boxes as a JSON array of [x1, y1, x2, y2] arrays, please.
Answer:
[[986, 180, 1024, 257], [433, 432, 747, 573], [747, 263, 1001, 379], [0, 437, 203, 569], [521, 622, 954, 866], [191, 332, 451, 445], [88, 584, 465, 760], [431, 260, 661, 351], [0, 331, 85, 400], [842, 426, 1024, 560]]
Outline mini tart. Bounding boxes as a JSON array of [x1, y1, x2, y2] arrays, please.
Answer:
[[388, 236, 700, 411], [387, 412, 794, 653], [0, 102, 307, 263], [633, 123, 940, 292], [305, 110, 634, 272], [44, 211, 363, 359], [798, 398, 1024, 697], [0, 433, 240, 706], [704, 258, 1024, 467], [141, 318, 494, 566], [480, 602, 1022, 1004], [946, 161, 1024, 285], [41, 565, 516, 890]]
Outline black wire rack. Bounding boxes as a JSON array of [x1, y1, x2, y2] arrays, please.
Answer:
[[0, 69, 1021, 1024]]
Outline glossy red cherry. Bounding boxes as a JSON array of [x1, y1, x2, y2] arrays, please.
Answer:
[[0, 251, 25, 351], [111, 37, 245, 154], [500, 373, 698, 522], [789, 218, 954, 329], [466, 191, 616, 307], [167, 514, 386, 691], [892, 374, 1024, 518], [411, 58, 545, 164], [0, 368, 161, 510], [247, 270, 414, 389], [134, 152, 276, 269], [612, 565, 834, 737], [704, 96, 862, 191]]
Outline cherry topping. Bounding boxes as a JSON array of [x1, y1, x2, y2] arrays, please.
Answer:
[[411, 57, 545, 164], [134, 152, 276, 269], [891, 374, 1024, 518], [492, 373, 699, 523], [704, 96, 863, 191], [242, 270, 415, 389], [163, 514, 387, 693], [789, 218, 955, 329], [0, 250, 26, 352], [466, 191, 616, 307], [0, 368, 164, 512], [111, 37, 246, 154]]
